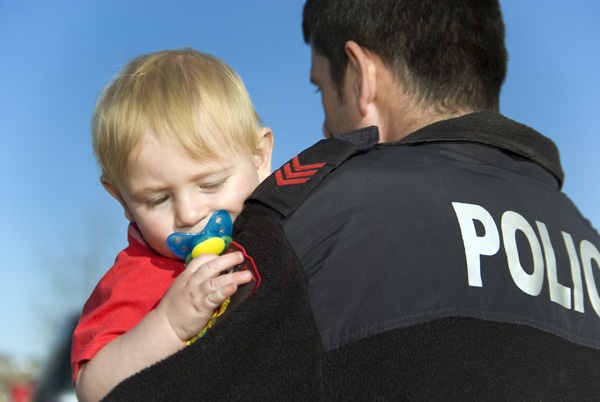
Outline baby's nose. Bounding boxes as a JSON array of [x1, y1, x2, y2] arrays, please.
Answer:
[[175, 200, 209, 229]]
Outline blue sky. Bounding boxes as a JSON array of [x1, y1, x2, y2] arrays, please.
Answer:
[[1, 1, 599, 364]]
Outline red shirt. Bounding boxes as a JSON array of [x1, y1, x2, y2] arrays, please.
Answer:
[[71, 224, 184, 384]]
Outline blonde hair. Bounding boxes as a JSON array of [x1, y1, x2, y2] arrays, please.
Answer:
[[92, 48, 264, 193]]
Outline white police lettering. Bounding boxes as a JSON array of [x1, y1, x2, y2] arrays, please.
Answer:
[[580, 240, 600, 317], [537, 222, 571, 309], [452, 202, 500, 287], [562, 232, 584, 312], [452, 202, 600, 318], [502, 211, 544, 296]]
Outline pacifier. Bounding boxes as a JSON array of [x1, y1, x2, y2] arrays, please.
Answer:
[[167, 210, 233, 264]]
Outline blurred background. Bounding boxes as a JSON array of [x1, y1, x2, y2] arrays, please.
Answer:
[[1, 1, 599, 400]]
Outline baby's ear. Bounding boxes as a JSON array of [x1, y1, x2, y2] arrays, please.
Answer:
[[254, 127, 274, 181], [100, 175, 135, 223]]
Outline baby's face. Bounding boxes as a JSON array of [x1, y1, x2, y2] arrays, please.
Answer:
[[118, 134, 264, 258]]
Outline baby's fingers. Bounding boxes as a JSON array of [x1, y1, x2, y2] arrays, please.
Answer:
[[186, 251, 244, 277], [202, 270, 253, 308]]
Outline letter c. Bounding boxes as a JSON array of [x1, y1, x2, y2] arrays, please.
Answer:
[[580, 240, 600, 318]]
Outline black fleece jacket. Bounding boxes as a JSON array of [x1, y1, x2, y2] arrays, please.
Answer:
[[104, 112, 600, 401]]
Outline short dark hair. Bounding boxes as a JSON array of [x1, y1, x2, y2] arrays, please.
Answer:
[[303, 0, 508, 112]]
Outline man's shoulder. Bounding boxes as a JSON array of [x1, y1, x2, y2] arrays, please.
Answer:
[[247, 126, 380, 218]]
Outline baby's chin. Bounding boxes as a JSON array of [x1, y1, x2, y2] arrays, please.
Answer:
[[150, 241, 181, 261]]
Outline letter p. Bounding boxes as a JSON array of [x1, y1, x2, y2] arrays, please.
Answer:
[[452, 202, 500, 287]]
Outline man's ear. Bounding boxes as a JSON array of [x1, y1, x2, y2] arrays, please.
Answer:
[[254, 126, 274, 182], [100, 176, 135, 222], [344, 40, 377, 117]]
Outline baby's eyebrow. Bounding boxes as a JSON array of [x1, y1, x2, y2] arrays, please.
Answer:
[[129, 185, 168, 201], [129, 164, 237, 198]]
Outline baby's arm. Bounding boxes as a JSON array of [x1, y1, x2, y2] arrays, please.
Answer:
[[75, 251, 251, 402]]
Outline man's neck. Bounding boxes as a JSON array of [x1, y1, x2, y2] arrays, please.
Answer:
[[377, 92, 474, 143], [369, 66, 474, 143]]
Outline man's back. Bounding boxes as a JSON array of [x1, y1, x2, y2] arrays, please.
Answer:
[[279, 113, 600, 399]]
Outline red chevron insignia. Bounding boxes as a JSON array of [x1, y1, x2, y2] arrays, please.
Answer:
[[291, 156, 326, 172], [275, 156, 326, 186]]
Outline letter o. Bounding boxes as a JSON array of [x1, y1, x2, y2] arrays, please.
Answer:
[[502, 211, 544, 296]]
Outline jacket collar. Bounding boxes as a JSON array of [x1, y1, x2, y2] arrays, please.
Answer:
[[392, 111, 564, 187]]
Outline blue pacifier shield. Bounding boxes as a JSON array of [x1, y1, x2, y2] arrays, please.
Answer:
[[166, 210, 233, 260]]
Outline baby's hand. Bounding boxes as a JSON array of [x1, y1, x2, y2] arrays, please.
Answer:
[[155, 251, 252, 343]]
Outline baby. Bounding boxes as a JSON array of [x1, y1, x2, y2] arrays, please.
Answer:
[[71, 48, 273, 401]]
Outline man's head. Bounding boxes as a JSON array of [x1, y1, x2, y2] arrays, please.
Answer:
[[303, 0, 508, 138]]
